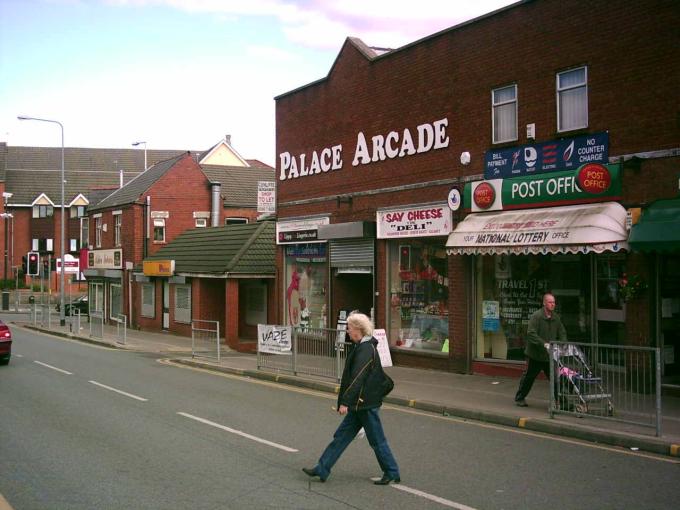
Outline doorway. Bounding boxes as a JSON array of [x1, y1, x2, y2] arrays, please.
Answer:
[[331, 270, 374, 329], [658, 255, 680, 384], [162, 280, 170, 329]]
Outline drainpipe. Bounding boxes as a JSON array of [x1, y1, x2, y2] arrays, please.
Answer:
[[211, 182, 221, 227], [144, 196, 150, 258]]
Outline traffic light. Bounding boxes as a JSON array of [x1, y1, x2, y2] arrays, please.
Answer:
[[27, 252, 40, 276]]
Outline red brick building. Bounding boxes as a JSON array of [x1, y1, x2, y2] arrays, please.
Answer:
[[274, 0, 680, 385]]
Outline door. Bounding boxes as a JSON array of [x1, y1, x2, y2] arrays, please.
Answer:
[[595, 253, 626, 366], [659, 255, 680, 384], [162, 280, 170, 329]]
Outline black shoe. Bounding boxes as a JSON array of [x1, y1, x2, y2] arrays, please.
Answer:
[[302, 467, 326, 482], [374, 474, 400, 485], [515, 399, 528, 407]]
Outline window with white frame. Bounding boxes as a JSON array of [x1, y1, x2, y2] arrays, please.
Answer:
[[492, 84, 517, 143], [153, 218, 166, 242], [69, 239, 78, 252], [32, 205, 54, 218], [114, 213, 122, 247], [174, 284, 191, 323], [81, 217, 89, 247], [225, 217, 248, 225], [557, 66, 588, 132], [95, 217, 102, 247], [70, 205, 86, 218], [195, 218, 208, 228], [141, 283, 155, 318]]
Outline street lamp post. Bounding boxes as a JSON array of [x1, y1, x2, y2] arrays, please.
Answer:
[[2, 192, 13, 281], [18, 116, 66, 326], [132, 141, 147, 171]]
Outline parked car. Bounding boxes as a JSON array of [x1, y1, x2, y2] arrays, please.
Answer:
[[0, 320, 12, 365], [55, 295, 89, 316]]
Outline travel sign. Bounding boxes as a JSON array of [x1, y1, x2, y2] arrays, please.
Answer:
[[484, 132, 609, 179], [464, 163, 621, 212]]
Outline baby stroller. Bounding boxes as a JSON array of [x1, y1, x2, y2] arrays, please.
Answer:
[[552, 343, 614, 416]]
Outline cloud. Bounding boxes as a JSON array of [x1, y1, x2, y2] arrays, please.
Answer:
[[108, 0, 517, 50]]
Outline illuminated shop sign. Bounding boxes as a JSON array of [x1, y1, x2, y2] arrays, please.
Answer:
[[484, 132, 609, 179], [276, 217, 329, 244], [465, 163, 621, 212], [278, 117, 450, 181]]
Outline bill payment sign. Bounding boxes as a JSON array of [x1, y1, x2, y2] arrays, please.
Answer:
[[257, 181, 276, 213], [258, 324, 292, 354]]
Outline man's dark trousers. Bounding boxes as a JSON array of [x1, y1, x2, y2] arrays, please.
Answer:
[[515, 357, 551, 402]]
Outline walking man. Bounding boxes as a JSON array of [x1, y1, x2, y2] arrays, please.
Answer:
[[514, 292, 567, 407], [302, 312, 400, 485]]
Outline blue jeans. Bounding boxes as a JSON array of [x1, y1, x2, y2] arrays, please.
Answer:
[[315, 407, 400, 480]]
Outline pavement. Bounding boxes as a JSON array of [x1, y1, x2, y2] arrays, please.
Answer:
[[7, 311, 680, 459]]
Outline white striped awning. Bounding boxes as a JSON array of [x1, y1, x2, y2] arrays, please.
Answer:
[[446, 202, 629, 256]]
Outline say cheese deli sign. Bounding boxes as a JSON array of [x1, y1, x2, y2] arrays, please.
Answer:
[[377, 204, 451, 239]]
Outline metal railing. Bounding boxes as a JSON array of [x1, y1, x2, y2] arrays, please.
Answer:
[[191, 320, 220, 362], [89, 311, 104, 340], [115, 314, 127, 345], [549, 341, 662, 436], [257, 326, 348, 382]]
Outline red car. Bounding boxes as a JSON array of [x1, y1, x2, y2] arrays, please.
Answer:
[[0, 320, 11, 365]]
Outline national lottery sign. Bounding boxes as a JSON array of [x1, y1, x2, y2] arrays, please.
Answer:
[[484, 132, 608, 180]]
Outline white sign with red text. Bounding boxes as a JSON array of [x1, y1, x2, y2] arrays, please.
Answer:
[[377, 204, 451, 239]]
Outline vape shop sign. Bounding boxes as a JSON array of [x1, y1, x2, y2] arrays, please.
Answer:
[[377, 204, 451, 239]]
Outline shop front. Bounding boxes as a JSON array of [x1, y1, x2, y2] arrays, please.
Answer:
[[83, 248, 124, 323], [278, 217, 330, 329], [379, 203, 452, 357], [629, 197, 680, 387], [447, 162, 631, 375]]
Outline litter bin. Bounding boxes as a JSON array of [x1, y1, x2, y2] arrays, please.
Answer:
[[1, 291, 9, 311], [28, 295, 35, 305]]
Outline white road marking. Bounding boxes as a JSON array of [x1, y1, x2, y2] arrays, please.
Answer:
[[383, 480, 478, 509], [89, 380, 148, 402], [34, 360, 72, 375], [177, 412, 298, 453], [15, 354, 23, 358]]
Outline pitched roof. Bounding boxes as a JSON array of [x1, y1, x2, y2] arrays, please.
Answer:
[[145, 221, 275, 276], [201, 164, 276, 208], [3, 145, 190, 206], [88, 152, 189, 211]]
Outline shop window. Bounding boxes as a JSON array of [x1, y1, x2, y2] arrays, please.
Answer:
[[174, 284, 191, 323], [110, 283, 122, 320], [283, 243, 328, 328], [89, 282, 104, 313], [153, 219, 166, 243], [492, 84, 517, 143], [557, 66, 588, 132], [141, 283, 155, 318], [474, 254, 592, 361], [388, 240, 449, 352]]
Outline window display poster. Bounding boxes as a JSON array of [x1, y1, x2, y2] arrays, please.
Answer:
[[482, 300, 500, 332], [373, 329, 393, 367]]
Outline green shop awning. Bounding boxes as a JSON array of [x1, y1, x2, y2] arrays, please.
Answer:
[[629, 198, 680, 252]]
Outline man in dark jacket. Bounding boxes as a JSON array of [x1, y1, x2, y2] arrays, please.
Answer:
[[514, 292, 567, 407], [303, 312, 400, 485]]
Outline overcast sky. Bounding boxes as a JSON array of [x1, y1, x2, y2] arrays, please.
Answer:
[[0, 0, 516, 166]]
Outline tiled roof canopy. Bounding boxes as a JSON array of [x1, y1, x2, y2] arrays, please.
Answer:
[[144, 221, 275, 276]]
